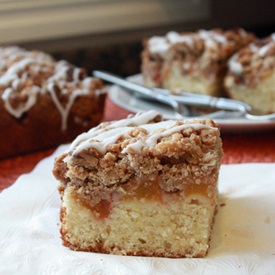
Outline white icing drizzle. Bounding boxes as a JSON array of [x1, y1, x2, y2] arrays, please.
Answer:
[[249, 43, 258, 53], [48, 60, 69, 83], [148, 29, 228, 55], [2, 86, 39, 118], [258, 33, 275, 57], [0, 73, 17, 87], [70, 110, 160, 154], [0, 47, 97, 130], [258, 43, 272, 57], [229, 33, 275, 76], [73, 68, 82, 81], [68, 110, 216, 156], [0, 46, 26, 61], [148, 36, 170, 55], [6, 57, 34, 75], [248, 33, 275, 57], [123, 120, 212, 153], [166, 31, 194, 46], [198, 30, 227, 47], [47, 82, 85, 131], [228, 53, 243, 75], [110, 110, 160, 128], [73, 127, 132, 155]]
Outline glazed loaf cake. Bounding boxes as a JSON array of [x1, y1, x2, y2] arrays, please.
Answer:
[[53, 110, 223, 258], [224, 33, 275, 114], [0, 46, 106, 159], [141, 28, 255, 97]]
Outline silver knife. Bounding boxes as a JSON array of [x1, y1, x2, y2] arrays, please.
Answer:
[[93, 70, 251, 115]]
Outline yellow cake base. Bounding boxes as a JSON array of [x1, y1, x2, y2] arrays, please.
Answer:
[[60, 186, 216, 258], [225, 72, 275, 114]]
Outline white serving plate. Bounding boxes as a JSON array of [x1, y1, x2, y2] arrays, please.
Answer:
[[109, 74, 275, 132]]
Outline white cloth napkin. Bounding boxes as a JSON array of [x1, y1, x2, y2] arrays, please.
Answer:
[[0, 145, 275, 275]]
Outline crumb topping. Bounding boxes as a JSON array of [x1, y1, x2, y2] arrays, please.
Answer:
[[0, 46, 103, 130], [142, 28, 255, 80], [226, 33, 275, 87], [53, 111, 223, 207]]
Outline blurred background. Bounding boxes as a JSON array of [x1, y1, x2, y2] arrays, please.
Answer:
[[1, 0, 274, 76]]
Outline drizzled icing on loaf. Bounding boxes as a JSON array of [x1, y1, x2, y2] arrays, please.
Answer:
[[0, 46, 100, 130], [68, 110, 217, 157]]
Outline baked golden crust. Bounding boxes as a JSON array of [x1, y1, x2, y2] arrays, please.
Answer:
[[0, 46, 106, 159], [53, 111, 223, 258]]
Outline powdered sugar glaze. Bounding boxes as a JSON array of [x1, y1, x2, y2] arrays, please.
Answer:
[[0, 46, 99, 130]]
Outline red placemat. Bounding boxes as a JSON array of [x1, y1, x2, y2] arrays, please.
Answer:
[[0, 96, 274, 192]]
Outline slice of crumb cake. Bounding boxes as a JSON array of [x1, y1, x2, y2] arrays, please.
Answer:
[[224, 33, 275, 114], [141, 28, 255, 97], [53, 110, 223, 258]]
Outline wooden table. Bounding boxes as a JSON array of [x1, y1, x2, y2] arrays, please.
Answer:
[[1, 96, 275, 192]]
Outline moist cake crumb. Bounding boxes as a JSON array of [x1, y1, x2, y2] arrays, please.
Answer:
[[53, 110, 223, 258]]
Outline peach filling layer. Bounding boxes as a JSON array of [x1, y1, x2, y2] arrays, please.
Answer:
[[75, 175, 215, 221]]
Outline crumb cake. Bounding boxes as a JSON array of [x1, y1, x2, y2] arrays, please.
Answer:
[[0, 46, 106, 159], [53, 110, 223, 258], [141, 28, 255, 96], [224, 33, 275, 114]]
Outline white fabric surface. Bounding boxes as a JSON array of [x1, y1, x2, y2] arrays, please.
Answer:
[[0, 145, 275, 274]]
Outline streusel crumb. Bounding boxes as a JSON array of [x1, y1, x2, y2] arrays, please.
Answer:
[[53, 110, 223, 258]]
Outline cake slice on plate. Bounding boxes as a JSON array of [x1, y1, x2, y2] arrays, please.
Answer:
[[224, 33, 275, 114], [53, 110, 223, 258], [141, 28, 255, 96]]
